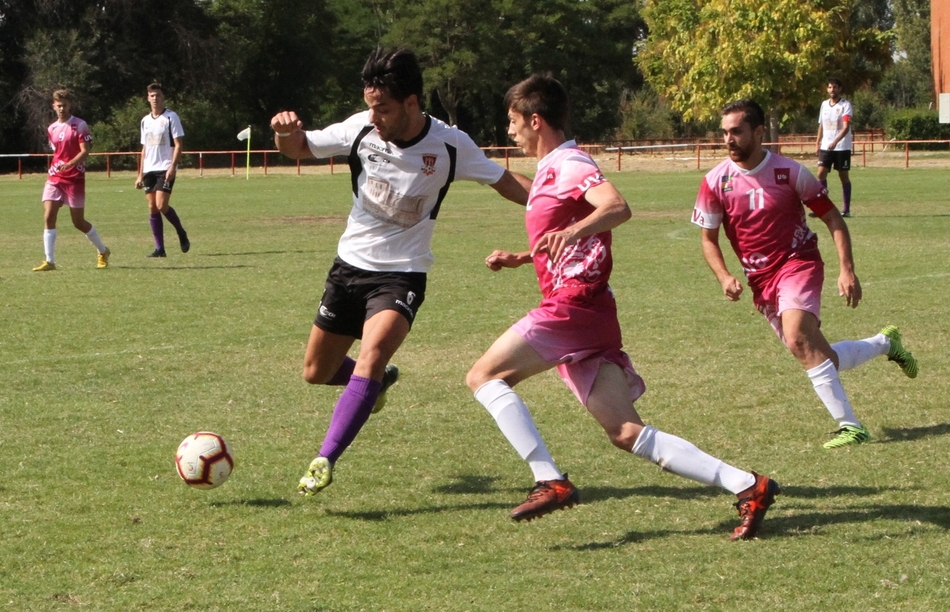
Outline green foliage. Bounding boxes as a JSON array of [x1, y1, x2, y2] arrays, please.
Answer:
[[884, 109, 950, 147], [1, 168, 949, 610]]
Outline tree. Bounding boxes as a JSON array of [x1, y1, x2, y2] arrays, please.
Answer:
[[637, 0, 892, 142]]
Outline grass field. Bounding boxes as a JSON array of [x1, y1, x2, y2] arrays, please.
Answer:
[[1, 165, 948, 611]]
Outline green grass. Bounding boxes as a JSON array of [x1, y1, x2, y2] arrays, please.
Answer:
[[1, 166, 949, 611]]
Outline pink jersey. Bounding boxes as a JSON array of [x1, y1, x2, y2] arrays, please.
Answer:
[[527, 141, 612, 299], [47, 116, 91, 185], [692, 151, 830, 285]]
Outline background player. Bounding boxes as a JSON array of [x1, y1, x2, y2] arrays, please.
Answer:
[[33, 89, 110, 272], [467, 75, 780, 540], [271, 47, 530, 497], [816, 77, 853, 217], [694, 99, 918, 449], [135, 82, 190, 258]]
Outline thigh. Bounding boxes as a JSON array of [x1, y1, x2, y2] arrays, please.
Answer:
[[469, 328, 555, 389], [354, 309, 411, 380], [303, 324, 356, 383], [584, 361, 645, 440], [779, 308, 835, 368]]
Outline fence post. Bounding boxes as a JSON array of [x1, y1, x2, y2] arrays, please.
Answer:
[[905, 142, 909, 168], [696, 143, 701, 170], [264, 151, 268, 176], [617, 146, 621, 172], [231, 152, 235, 176], [199, 152, 204, 177]]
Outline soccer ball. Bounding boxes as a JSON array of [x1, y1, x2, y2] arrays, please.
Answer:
[[175, 432, 234, 489]]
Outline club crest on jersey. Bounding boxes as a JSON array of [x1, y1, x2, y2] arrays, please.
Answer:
[[421, 154, 437, 176], [720, 175, 733, 193], [774, 168, 790, 185]]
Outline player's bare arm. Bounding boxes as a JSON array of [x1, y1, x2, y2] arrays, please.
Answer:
[[135, 146, 146, 189], [167, 136, 183, 181], [271, 111, 312, 159], [821, 211, 862, 308], [486, 249, 531, 271], [700, 227, 743, 301], [490, 171, 531, 206], [531, 181, 631, 263], [63, 139, 91, 170]]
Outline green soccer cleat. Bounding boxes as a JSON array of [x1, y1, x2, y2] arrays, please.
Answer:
[[371, 364, 400, 414], [32, 260, 56, 272], [880, 326, 918, 379], [823, 425, 871, 449], [97, 248, 111, 269], [297, 456, 333, 496]]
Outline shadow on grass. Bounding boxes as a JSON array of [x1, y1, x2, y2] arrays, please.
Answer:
[[432, 474, 502, 495], [211, 498, 293, 508], [325, 501, 514, 522], [877, 423, 950, 443], [118, 264, 252, 270], [201, 250, 317, 257]]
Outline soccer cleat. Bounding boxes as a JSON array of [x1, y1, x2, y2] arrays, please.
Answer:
[[731, 472, 781, 540], [371, 364, 400, 414], [32, 261, 56, 272], [510, 474, 580, 522], [842, 212, 852, 218], [179, 230, 190, 253], [297, 456, 333, 496], [97, 248, 111, 269], [880, 325, 918, 379], [823, 425, 871, 449], [147, 248, 167, 258]]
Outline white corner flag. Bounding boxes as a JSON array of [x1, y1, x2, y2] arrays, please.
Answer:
[[237, 126, 251, 180]]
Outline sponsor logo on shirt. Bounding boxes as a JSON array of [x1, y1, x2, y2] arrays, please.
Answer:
[[366, 141, 391, 154], [576, 173, 606, 192], [421, 154, 437, 176], [774, 168, 790, 185], [367, 153, 389, 164], [720, 175, 733, 193]]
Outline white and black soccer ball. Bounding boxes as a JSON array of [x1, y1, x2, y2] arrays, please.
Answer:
[[175, 432, 234, 489]]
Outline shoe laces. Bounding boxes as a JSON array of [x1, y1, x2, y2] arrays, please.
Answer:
[[525, 481, 554, 502]]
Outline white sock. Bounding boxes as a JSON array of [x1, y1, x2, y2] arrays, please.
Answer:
[[474, 379, 562, 482], [807, 359, 860, 427], [84, 225, 107, 253], [631, 426, 755, 494], [43, 229, 56, 263], [832, 335, 888, 371]]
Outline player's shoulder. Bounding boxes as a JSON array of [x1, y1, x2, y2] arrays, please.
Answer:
[[424, 115, 479, 146], [703, 157, 733, 181]]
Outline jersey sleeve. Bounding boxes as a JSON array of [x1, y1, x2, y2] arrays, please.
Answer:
[[841, 99, 853, 122], [691, 176, 723, 229], [795, 162, 835, 216], [556, 154, 607, 201], [169, 112, 185, 139], [77, 119, 92, 143], [446, 127, 505, 185], [305, 112, 369, 159]]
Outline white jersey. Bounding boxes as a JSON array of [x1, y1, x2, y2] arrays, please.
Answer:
[[140, 109, 185, 172], [305, 112, 505, 272], [818, 98, 852, 151]]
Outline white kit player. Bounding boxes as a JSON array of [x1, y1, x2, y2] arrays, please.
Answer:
[[694, 99, 918, 450], [136, 82, 190, 258], [33, 89, 111, 271], [816, 77, 853, 216], [271, 47, 531, 496], [466, 75, 780, 540]]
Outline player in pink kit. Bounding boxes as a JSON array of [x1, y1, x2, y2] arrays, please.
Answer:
[[33, 89, 110, 271], [467, 76, 780, 540], [694, 99, 918, 450]]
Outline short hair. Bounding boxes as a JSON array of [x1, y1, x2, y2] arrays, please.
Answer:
[[503, 74, 570, 132], [147, 82, 164, 94], [361, 47, 424, 103], [52, 89, 73, 103], [721, 99, 766, 130], [827, 77, 843, 88]]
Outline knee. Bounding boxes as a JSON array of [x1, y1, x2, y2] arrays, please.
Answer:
[[465, 368, 486, 394], [302, 363, 327, 385], [604, 422, 641, 452]]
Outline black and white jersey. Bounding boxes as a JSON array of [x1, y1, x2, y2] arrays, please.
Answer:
[[305, 112, 505, 272], [140, 109, 185, 173]]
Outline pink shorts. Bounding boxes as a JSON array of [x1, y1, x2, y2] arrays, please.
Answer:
[[42, 181, 86, 208], [511, 290, 646, 407], [751, 257, 824, 340]]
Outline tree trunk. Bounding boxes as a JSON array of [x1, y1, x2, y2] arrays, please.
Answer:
[[769, 107, 780, 152], [436, 85, 458, 127]]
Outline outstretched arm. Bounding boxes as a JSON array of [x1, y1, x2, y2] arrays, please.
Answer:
[[490, 170, 531, 206], [700, 227, 743, 301], [819, 207, 862, 308], [485, 249, 532, 271], [271, 111, 313, 160], [531, 181, 631, 263]]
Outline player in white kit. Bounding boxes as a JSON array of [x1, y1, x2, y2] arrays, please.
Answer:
[[694, 99, 918, 450], [33, 89, 110, 271], [271, 47, 531, 497], [467, 75, 780, 540], [816, 78, 853, 216]]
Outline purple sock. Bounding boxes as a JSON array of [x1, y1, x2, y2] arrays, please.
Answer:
[[842, 182, 852, 212], [318, 375, 382, 463], [326, 357, 356, 386], [149, 213, 164, 249], [162, 206, 186, 234]]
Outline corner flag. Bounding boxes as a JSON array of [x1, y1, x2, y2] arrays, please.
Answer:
[[237, 126, 251, 179]]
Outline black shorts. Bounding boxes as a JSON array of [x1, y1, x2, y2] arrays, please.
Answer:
[[818, 149, 851, 171], [313, 257, 427, 338], [142, 171, 175, 194]]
